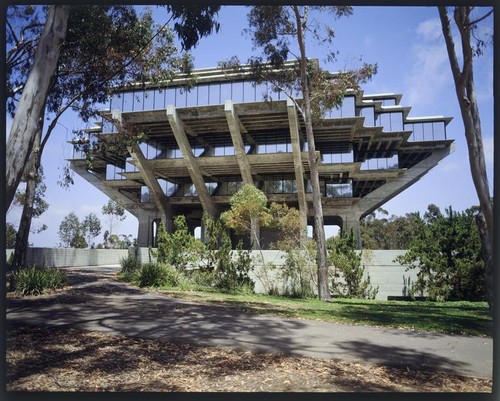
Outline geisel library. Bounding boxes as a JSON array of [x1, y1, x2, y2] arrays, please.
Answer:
[[69, 60, 454, 249]]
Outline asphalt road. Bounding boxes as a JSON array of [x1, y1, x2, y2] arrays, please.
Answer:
[[6, 265, 493, 379]]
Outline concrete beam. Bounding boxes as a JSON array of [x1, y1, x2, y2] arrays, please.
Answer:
[[286, 97, 308, 234], [166, 105, 217, 216], [225, 100, 254, 185], [127, 143, 172, 224], [358, 143, 455, 217], [70, 161, 138, 213]]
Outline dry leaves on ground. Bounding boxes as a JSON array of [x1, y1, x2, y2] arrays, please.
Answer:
[[6, 323, 492, 393]]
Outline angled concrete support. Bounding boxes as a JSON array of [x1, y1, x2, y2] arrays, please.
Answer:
[[128, 144, 172, 225], [69, 161, 137, 211], [225, 100, 254, 185], [341, 210, 362, 249], [286, 97, 308, 237], [166, 105, 216, 216], [358, 144, 455, 217]]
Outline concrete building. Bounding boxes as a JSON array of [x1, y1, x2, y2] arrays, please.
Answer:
[[69, 62, 454, 249]]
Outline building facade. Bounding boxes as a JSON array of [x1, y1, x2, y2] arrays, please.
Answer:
[[69, 62, 454, 248]]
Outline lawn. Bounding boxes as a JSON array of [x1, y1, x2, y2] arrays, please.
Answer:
[[152, 288, 492, 337]]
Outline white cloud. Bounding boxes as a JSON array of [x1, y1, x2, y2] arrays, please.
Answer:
[[483, 135, 494, 166], [416, 18, 442, 41], [404, 19, 451, 109]]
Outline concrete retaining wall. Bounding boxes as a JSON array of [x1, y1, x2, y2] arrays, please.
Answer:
[[7, 247, 417, 300], [134, 247, 417, 300], [6, 248, 128, 268]]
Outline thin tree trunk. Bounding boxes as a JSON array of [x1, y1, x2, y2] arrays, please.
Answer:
[[6, 5, 69, 209], [293, 6, 330, 301], [438, 6, 494, 313]]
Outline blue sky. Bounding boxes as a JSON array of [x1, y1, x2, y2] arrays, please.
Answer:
[[6, 5, 494, 247]]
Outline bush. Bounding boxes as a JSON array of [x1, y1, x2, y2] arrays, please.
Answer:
[[134, 262, 192, 289], [12, 266, 67, 296], [120, 254, 141, 273]]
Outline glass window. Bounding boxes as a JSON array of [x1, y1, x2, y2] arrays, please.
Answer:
[[360, 107, 375, 127], [133, 90, 144, 111], [183, 184, 197, 197], [186, 86, 198, 107], [122, 92, 133, 112], [165, 87, 176, 106], [143, 89, 155, 111], [154, 89, 165, 109], [141, 186, 151, 203], [209, 83, 221, 105], [433, 122, 446, 140], [205, 182, 218, 195], [220, 83, 232, 103], [125, 157, 137, 172], [110, 93, 123, 111], [231, 81, 244, 103], [176, 87, 187, 107], [243, 81, 256, 102], [197, 84, 209, 106]]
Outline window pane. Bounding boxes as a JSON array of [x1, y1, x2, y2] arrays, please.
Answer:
[[122, 92, 133, 112], [165, 88, 176, 106], [209, 83, 220, 105], [220, 83, 232, 102], [133, 90, 144, 111], [243, 81, 256, 102], [154, 89, 165, 109], [197, 84, 209, 106], [143, 89, 155, 111], [186, 86, 197, 107], [232, 81, 244, 103]]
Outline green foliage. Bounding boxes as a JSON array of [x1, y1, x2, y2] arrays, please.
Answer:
[[200, 214, 255, 293], [396, 205, 485, 302], [328, 230, 378, 299], [361, 207, 425, 249], [82, 213, 101, 248], [11, 266, 67, 296], [279, 239, 317, 298], [6, 223, 17, 248], [221, 184, 271, 249], [58, 212, 87, 248], [154, 216, 203, 271], [120, 253, 141, 274], [102, 198, 126, 240], [134, 262, 191, 289]]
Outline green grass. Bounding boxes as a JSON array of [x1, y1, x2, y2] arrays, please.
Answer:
[[153, 289, 492, 337]]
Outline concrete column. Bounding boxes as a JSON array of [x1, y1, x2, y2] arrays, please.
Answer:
[[342, 211, 362, 250], [136, 215, 153, 248], [286, 97, 308, 238]]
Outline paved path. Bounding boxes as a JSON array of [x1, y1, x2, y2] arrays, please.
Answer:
[[6, 265, 493, 379]]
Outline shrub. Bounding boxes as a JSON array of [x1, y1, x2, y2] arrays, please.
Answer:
[[120, 254, 141, 273], [134, 262, 192, 289], [12, 266, 67, 296], [328, 230, 378, 299]]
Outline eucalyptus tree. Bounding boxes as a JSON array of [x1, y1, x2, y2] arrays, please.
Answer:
[[226, 6, 376, 300], [437, 6, 494, 312], [6, 5, 220, 269], [6, 5, 70, 209]]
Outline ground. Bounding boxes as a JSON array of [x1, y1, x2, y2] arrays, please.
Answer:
[[5, 269, 493, 393]]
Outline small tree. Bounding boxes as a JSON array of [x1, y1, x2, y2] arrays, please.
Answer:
[[82, 213, 102, 248], [220, 184, 271, 250], [396, 205, 485, 302], [58, 212, 87, 248], [102, 198, 126, 241], [6, 223, 17, 248], [328, 229, 378, 299], [155, 215, 203, 271]]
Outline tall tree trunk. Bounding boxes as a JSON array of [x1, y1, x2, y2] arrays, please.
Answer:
[[6, 5, 69, 209], [293, 6, 331, 301], [9, 113, 43, 290], [438, 6, 494, 313]]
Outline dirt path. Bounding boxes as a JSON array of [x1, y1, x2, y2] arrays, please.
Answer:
[[5, 265, 494, 392]]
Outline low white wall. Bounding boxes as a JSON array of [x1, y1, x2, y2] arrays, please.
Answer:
[[134, 248, 417, 300], [6, 248, 128, 268]]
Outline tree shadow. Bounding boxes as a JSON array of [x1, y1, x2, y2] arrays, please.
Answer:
[[335, 340, 465, 375]]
